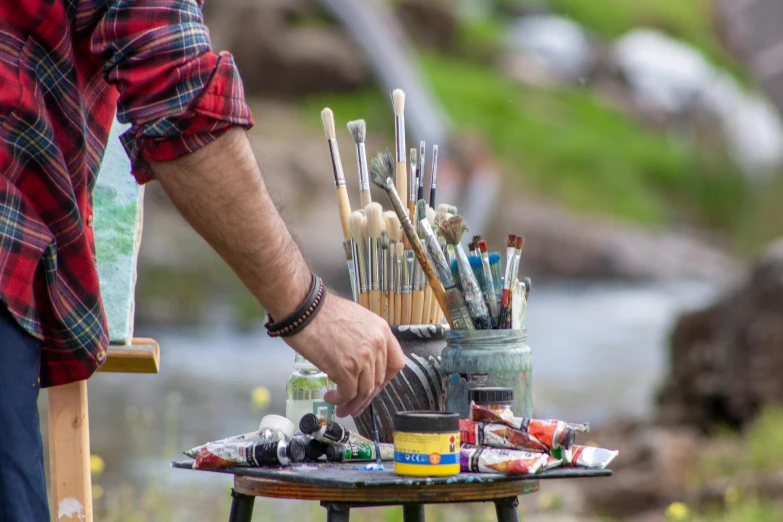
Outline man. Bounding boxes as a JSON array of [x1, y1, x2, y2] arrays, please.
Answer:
[[0, 1, 405, 519]]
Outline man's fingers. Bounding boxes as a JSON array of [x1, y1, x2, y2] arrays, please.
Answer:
[[382, 333, 405, 387], [323, 374, 357, 410], [335, 367, 374, 418]]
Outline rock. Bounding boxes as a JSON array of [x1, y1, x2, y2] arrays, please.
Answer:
[[658, 238, 783, 431]]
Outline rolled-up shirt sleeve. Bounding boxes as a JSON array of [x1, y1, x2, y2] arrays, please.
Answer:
[[89, 0, 254, 183]]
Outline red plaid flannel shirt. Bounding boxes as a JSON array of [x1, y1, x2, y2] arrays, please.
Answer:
[[0, 0, 253, 387]]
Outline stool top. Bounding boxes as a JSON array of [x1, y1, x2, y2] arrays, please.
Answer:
[[171, 460, 610, 503]]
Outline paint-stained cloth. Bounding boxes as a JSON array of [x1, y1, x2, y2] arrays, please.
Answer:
[[0, 0, 253, 387]]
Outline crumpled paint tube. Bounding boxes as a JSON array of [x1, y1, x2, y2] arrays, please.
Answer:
[[459, 420, 549, 453], [325, 440, 395, 462], [184, 429, 286, 459], [471, 404, 575, 450], [557, 445, 618, 469], [460, 445, 558, 475], [194, 438, 305, 469]]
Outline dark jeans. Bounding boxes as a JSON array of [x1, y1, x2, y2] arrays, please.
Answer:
[[0, 305, 49, 522]]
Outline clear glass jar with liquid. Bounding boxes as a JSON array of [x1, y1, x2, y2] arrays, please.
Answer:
[[285, 353, 335, 427]]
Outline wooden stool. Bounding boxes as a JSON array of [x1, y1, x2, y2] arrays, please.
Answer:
[[173, 460, 610, 522]]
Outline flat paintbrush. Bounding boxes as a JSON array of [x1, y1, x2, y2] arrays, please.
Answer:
[[425, 206, 441, 324], [418, 141, 426, 203], [429, 144, 439, 208], [366, 203, 385, 318], [370, 150, 454, 329], [381, 231, 390, 323], [392, 89, 408, 216], [384, 211, 401, 325], [408, 148, 418, 221], [412, 200, 428, 324], [479, 240, 500, 323], [349, 212, 369, 310], [394, 242, 404, 325], [369, 404, 384, 470], [347, 120, 372, 208], [497, 235, 518, 329]]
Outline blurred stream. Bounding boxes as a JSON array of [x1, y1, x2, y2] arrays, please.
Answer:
[[39, 279, 720, 515]]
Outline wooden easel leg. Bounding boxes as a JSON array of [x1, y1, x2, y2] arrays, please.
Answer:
[[403, 503, 425, 522], [48, 380, 93, 522], [494, 496, 520, 522]]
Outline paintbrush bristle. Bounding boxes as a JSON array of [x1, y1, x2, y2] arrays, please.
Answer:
[[381, 230, 390, 249], [346, 119, 366, 144], [506, 234, 518, 248], [384, 211, 402, 242], [415, 199, 427, 238], [392, 89, 405, 117], [369, 149, 395, 189], [426, 206, 437, 226], [515, 236, 525, 250], [366, 203, 384, 239], [349, 211, 367, 243], [321, 108, 336, 140], [438, 204, 458, 215], [395, 242, 404, 257], [438, 215, 469, 246]]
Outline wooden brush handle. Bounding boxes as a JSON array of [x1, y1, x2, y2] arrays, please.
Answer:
[[360, 291, 370, 311], [402, 293, 413, 326], [336, 186, 352, 241], [412, 290, 425, 325], [429, 291, 442, 324], [369, 289, 382, 317], [382, 291, 390, 323], [422, 285, 433, 325], [401, 225, 452, 329], [394, 293, 402, 326]]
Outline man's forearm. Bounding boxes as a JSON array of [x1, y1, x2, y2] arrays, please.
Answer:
[[151, 127, 311, 318]]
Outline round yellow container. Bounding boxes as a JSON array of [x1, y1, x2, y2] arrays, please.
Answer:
[[394, 411, 460, 477]]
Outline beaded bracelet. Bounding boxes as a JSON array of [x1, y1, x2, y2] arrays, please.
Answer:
[[264, 273, 325, 338]]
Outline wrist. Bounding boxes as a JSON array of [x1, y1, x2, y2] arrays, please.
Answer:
[[264, 273, 326, 338]]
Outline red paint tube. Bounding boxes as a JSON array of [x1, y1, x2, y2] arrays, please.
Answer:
[[194, 439, 305, 469], [459, 420, 549, 453], [460, 445, 556, 475], [471, 404, 575, 450]]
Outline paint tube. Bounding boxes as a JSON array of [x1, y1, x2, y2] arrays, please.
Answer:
[[194, 438, 306, 469], [459, 420, 549, 453], [295, 435, 330, 462], [554, 445, 618, 469], [419, 219, 474, 330], [460, 445, 555, 475], [325, 440, 395, 462], [471, 405, 575, 450], [183, 425, 290, 459], [299, 414, 350, 444]]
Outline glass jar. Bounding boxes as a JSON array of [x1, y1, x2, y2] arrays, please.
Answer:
[[469, 387, 515, 421], [440, 329, 532, 419], [285, 353, 335, 427]]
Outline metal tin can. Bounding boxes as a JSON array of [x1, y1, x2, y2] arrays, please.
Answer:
[[393, 411, 460, 477]]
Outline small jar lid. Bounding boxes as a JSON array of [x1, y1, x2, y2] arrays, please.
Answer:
[[394, 411, 459, 433], [469, 387, 514, 405]]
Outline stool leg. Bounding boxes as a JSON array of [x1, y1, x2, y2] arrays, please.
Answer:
[[403, 504, 425, 522], [323, 502, 350, 522], [228, 489, 255, 522], [494, 496, 520, 522]]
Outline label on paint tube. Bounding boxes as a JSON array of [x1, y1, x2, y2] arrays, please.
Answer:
[[471, 404, 575, 450], [460, 445, 553, 475], [459, 420, 549, 453]]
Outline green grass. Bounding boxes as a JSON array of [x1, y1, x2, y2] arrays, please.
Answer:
[[304, 53, 749, 231], [501, 0, 748, 82]]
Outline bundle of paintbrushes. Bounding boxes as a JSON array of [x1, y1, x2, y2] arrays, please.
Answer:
[[320, 90, 530, 330]]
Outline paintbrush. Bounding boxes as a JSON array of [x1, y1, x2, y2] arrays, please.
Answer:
[[489, 251, 503, 306], [497, 235, 518, 329], [403, 250, 414, 325], [469, 255, 496, 328], [479, 240, 500, 323], [429, 144, 439, 208], [384, 211, 400, 325], [500, 236, 525, 329], [347, 120, 372, 208], [321, 108, 352, 239], [349, 212, 369, 310], [425, 205, 440, 324], [344, 240, 358, 303], [418, 141, 426, 203], [392, 89, 408, 215], [439, 215, 492, 330], [419, 219, 475, 330], [409, 148, 418, 220], [381, 230, 390, 323], [395, 242, 404, 325], [369, 404, 384, 470], [437, 204, 457, 216], [369, 149, 454, 329], [366, 203, 385, 318], [412, 200, 428, 324]]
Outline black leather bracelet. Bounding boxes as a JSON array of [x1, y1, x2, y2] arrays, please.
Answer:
[[264, 274, 325, 338]]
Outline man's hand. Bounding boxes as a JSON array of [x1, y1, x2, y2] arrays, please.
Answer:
[[285, 294, 404, 418]]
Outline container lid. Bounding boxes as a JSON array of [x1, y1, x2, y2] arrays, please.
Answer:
[[469, 387, 514, 405], [394, 411, 459, 433], [287, 437, 306, 463], [299, 413, 321, 435]]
